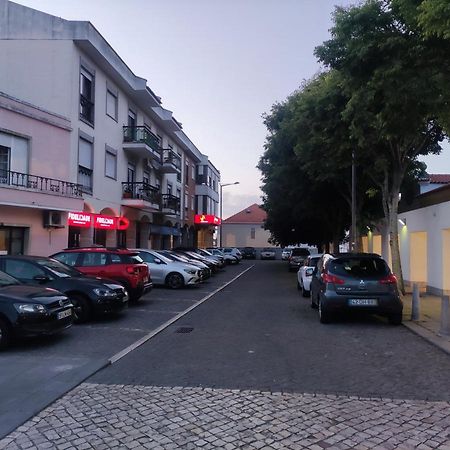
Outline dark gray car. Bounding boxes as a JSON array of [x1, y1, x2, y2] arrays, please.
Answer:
[[310, 253, 403, 324]]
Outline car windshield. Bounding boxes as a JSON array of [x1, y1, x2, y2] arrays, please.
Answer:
[[36, 258, 82, 278], [0, 270, 20, 287], [329, 257, 389, 278], [263, 248, 273, 252], [292, 248, 310, 256]]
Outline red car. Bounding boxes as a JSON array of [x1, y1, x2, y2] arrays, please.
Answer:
[[51, 247, 152, 301]]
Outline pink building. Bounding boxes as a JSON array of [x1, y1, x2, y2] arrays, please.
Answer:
[[0, 92, 83, 255]]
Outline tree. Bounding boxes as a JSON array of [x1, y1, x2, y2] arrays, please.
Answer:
[[315, 0, 446, 290]]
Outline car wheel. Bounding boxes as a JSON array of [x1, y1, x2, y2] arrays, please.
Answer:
[[166, 273, 184, 290], [70, 294, 91, 323], [388, 313, 402, 325], [0, 317, 12, 350], [318, 298, 331, 324]]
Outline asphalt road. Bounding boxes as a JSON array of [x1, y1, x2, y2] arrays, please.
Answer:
[[92, 260, 450, 401], [0, 263, 246, 439]]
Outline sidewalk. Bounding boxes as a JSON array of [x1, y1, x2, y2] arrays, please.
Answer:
[[402, 293, 450, 355]]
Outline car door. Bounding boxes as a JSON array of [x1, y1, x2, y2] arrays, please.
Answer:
[[77, 252, 108, 278], [138, 251, 164, 284]]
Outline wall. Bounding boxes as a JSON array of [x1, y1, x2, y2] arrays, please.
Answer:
[[222, 223, 271, 248]]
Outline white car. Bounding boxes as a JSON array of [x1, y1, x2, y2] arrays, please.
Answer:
[[281, 248, 293, 260], [133, 249, 201, 289], [220, 247, 242, 261], [207, 248, 239, 264], [260, 247, 276, 260], [297, 254, 323, 297]]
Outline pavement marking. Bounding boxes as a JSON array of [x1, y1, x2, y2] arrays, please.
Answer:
[[109, 265, 255, 364]]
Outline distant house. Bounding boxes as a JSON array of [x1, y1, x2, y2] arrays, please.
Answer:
[[222, 204, 272, 248], [419, 174, 450, 194]]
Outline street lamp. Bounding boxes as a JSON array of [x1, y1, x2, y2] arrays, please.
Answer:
[[219, 181, 239, 247]]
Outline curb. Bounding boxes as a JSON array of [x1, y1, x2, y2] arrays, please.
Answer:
[[403, 321, 450, 356]]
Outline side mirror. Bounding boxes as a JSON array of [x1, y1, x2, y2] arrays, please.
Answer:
[[154, 258, 162, 265], [33, 274, 50, 283], [306, 268, 314, 276]]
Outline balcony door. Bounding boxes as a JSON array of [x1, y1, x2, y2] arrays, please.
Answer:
[[0, 146, 10, 183]]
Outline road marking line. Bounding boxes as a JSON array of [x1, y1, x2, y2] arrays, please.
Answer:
[[109, 265, 254, 364]]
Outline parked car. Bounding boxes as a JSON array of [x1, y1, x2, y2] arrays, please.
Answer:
[[0, 269, 73, 349], [133, 249, 201, 289], [0, 255, 129, 323], [51, 247, 151, 302], [173, 249, 220, 273], [297, 254, 323, 297], [240, 247, 257, 259], [310, 253, 403, 325], [207, 248, 238, 265], [281, 247, 293, 260], [260, 247, 276, 260], [288, 248, 310, 271], [156, 251, 211, 280], [193, 248, 226, 268], [220, 247, 242, 261]]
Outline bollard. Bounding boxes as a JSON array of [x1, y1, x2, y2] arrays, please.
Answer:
[[439, 295, 450, 337], [411, 283, 420, 321]]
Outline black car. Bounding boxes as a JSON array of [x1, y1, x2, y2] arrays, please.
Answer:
[[0, 270, 73, 349], [310, 253, 403, 324], [288, 248, 311, 272], [241, 247, 257, 259], [0, 256, 128, 323]]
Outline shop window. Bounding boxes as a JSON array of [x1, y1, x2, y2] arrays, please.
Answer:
[[0, 227, 26, 255]]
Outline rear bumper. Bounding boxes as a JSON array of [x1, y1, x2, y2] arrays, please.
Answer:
[[322, 292, 403, 315]]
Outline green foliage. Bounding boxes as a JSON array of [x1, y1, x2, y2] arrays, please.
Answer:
[[418, 0, 450, 39]]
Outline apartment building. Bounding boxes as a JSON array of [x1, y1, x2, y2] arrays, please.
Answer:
[[0, 0, 220, 254]]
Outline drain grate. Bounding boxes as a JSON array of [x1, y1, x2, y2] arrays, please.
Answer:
[[175, 327, 194, 334]]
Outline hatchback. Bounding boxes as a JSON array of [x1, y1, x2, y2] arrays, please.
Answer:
[[133, 249, 201, 289], [240, 247, 257, 259], [297, 254, 322, 297], [288, 248, 310, 271], [310, 253, 403, 324], [0, 256, 129, 322], [0, 270, 73, 349], [51, 247, 151, 301]]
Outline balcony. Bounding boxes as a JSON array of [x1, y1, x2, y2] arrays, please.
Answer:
[[1, 169, 82, 197], [161, 149, 181, 173], [123, 126, 162, 164], [161, 194, 180, 215], [121, 181, 161, 211]]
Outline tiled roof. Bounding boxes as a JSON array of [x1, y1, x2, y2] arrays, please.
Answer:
[[224, 204, 267, 224], [420, 174, 450, 184]]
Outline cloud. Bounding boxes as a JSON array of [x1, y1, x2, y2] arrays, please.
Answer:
[[222, 191, 262, 219]]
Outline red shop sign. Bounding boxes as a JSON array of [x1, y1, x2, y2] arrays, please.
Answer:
[[194, 214, 221, 225], [68, 212, 130, 230]]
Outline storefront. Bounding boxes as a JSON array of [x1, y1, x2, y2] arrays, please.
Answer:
[[194, 214, 220, 248]]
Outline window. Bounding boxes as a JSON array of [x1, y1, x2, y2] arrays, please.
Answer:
[[79, 252, 108, 267], [127, 163, 136, 183], [4, 259, 45, 281], [184, 193, 188, 210], [191, 195, 195, 210], [54, 252, 81, 267], [106, 88, 118, 120], [251, 228, 256, 239], [128, 109, 136, 127], [167, 184, 172, 196], [185, 162, 189, 185], [78, 137, 93, 193], [105, 147, 117, 179], [191, 165, 195, 181], [80, 66, 95, 125], [143, 170, 150, 185], [0, 146, 10, 182], [176, 188, 181, 199]]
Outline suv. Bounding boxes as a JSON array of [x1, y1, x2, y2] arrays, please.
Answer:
[[310, 253, 403, 325], [288, 248, 310, 272], [51, 247, 151, 301], [240, 247, 256, 259]]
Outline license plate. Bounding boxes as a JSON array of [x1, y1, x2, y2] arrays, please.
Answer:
[[348, 299, 378, 306], [57, 309, 72, 319]]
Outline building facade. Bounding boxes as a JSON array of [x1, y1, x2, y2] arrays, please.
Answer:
[[0, 0, 220, 254]]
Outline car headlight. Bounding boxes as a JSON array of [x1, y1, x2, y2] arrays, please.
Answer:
[[93, 288, 117, 297], [184, 269, 197, 275], [14, 303, 47, 314]]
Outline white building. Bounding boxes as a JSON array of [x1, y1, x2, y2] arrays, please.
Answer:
[[0, 0, 220, 253]]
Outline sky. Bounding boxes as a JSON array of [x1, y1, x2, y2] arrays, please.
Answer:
[[15, 0, 449, 218]]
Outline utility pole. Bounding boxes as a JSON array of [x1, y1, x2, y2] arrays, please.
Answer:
[[351, 149, 357, 252]]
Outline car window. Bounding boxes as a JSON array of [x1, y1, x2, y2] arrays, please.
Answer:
[[79, 252, 108, 267], [0, 270, 19, 286], [4, 259, 45, 280], [118, 254, 144, 264], [139, 252, 156, 263], [53, 252, 80, 267], [309, 257, 321, 267], [36, 259, 80, 278], [329, 257, 389, 278]]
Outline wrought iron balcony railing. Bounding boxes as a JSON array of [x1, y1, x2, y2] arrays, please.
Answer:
[[122, 181, 161, 204], [123, 126, 162, 156], [161, 194, 181, 213], [162, 149, 181, 171], [0, 169, 83, 198]]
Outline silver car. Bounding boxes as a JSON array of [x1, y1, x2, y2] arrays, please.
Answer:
[[133, 249, 201, 289]]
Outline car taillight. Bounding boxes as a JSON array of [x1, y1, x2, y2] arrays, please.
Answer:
[[379, 274, 397, 284], [322, 273, 345, 285], [126, 266, 139, 274]]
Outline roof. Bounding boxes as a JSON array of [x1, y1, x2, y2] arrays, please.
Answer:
[[224, 204, 267, 224], [419, 174, 450, 184]]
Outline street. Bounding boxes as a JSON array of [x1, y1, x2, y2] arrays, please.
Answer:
[[1, 260, 450, 449]]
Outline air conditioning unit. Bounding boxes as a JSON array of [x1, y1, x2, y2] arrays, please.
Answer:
[[43, 210, 65, 228]]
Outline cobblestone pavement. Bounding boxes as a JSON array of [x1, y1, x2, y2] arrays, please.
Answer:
[[1, 383, 450, 450]]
